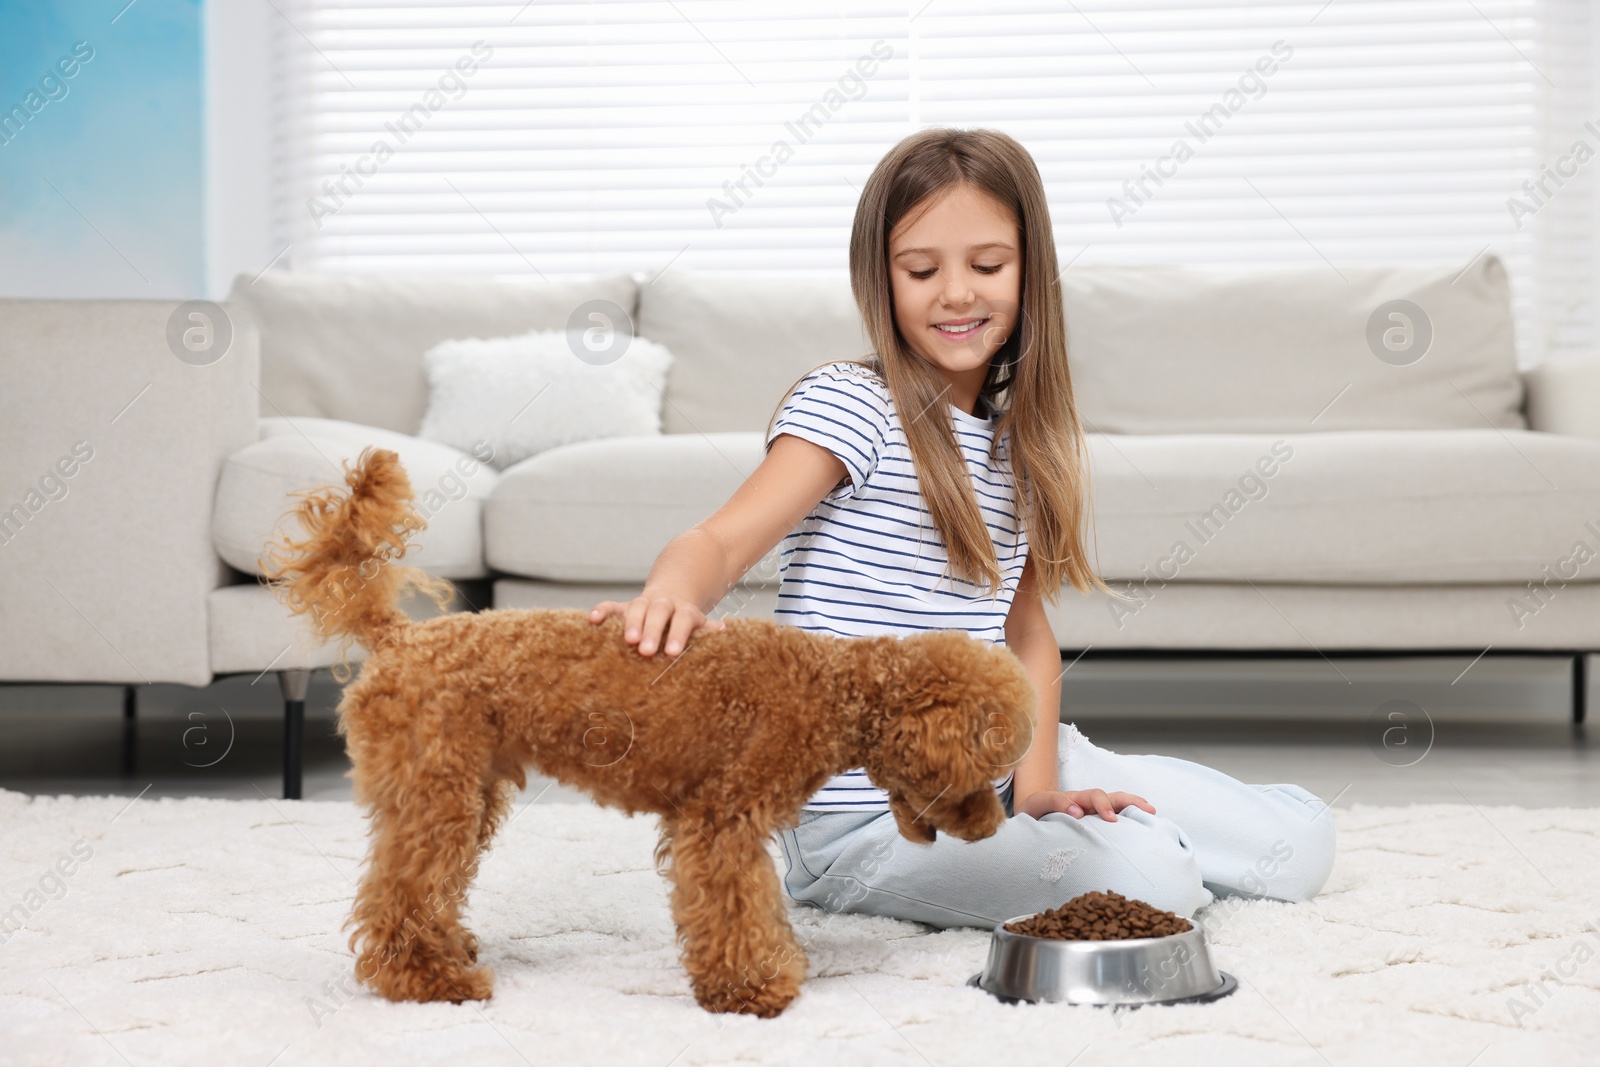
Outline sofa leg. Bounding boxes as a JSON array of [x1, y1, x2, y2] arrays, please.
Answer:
[[121, 685, 137, 777], [1574, 654, 1589, 726], [279, 669, 312, 800]]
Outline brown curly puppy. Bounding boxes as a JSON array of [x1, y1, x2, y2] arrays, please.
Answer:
[[261, 447, 1036, 1018]]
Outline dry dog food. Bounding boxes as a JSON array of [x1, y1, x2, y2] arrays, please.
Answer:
[[1004, 890, 1191, 941]]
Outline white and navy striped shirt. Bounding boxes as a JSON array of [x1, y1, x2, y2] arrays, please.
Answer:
[[764, 359, 1030, 812]]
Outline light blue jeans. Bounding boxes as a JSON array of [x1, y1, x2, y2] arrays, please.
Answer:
[[777, 723, 1337, 928]]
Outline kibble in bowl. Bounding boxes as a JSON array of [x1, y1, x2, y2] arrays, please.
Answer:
[[971, 890, 1236, 1006], [1002, 890, 1192, 941]]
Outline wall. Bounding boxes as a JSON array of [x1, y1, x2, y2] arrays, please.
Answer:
[[203, 0, 275, 300]]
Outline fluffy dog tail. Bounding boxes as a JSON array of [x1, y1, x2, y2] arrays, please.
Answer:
[[261, 446, 456, 680]]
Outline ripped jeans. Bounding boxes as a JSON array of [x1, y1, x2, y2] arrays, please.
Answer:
[[776, 723, 1337, 928]]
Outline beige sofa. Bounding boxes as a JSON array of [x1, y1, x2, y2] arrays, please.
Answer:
[[6, 256, 1599, 796]]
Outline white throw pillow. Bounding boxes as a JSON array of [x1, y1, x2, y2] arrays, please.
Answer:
[[417, 328, 674, 470]]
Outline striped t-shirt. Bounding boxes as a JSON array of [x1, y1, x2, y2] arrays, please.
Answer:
[[764, 359, 1030, 812]]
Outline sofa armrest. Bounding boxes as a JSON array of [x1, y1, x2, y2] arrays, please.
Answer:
[[0, 298, 259, 686], [1524, 352, 1600, 438]]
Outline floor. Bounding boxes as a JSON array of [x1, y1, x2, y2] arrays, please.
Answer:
[[2, 653, 1591, 811]]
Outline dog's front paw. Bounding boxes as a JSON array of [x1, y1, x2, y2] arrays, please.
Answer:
[[437, 964, 494, 1003], [457, 929, 481, 964], [693, 972, 801, 1018], [360, 952, 495, 1004], [410, 962, 494, 1004]]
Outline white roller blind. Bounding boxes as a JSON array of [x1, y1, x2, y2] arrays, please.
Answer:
[[272, 0, 1598, 366]]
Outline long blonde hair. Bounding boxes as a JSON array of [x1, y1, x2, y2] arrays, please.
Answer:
[[767, 127, 1118, 606]]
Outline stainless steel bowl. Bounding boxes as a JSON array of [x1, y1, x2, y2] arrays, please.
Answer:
[[969, 914, 1237, 1006]]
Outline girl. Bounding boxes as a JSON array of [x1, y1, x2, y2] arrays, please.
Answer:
[[590, 128, 1336, 928]]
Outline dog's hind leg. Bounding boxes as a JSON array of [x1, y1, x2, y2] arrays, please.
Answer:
[[660, 813, 809, 1017], [457, 774, 517, 964], [477, 765, 519, 855], [347, 755, 497, 1004]]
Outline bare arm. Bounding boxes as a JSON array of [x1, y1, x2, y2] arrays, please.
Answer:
[[1005, 553, 1064, 800], [589, 433, 849, 657], [1006, 554, 1157, 822]]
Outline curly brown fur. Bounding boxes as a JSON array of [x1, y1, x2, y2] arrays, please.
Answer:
[[263, 447, 1036, 1018]]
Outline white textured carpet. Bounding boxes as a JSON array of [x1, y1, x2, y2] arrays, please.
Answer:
[[3, 787, 1598, 1067]]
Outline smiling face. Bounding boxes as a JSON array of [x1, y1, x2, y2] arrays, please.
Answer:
[[887, 183, 1023, 416]]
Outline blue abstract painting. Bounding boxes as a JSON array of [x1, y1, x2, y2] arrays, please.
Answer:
[[0, 0, 204, 298]]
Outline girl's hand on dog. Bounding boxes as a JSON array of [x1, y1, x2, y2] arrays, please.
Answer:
[[1018, 788, 1156, 822], [588, 595, 727, 658]]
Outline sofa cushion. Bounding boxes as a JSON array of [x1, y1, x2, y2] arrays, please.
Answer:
[[1064, 255, 1526, 434], [229, 271, 639, 436], [485, 427, 1600, 588], [214, 418, 498, 579], [484, 432, 784, 583], [637, 269, 872, 434], [1084, 428, 1600, 584], [417, 329, 675, 470]]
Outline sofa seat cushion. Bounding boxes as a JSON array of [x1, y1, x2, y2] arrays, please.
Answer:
[[484, 432, 783, 583], [208, 578, 476, 675], [208, 583, 369, 675], [214, 417, 498, 580], [484, 576, 1600, 651], [485, 427, 1600, 588], [1086, 429, 1600, 584]]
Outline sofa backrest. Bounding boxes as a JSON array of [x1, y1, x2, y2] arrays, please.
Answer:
[[231, 255, 1525, 438], [229, 271, 639, 435], [637, 269, 873, 435], [636, 257, 1525, 434], [1062, 254, 1525, 433]]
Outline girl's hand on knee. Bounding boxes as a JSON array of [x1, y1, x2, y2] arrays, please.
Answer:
[[1021, 788, 1156, 822]]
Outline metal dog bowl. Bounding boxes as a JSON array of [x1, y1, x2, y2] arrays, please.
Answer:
[[968, 914, 1237, 1007]]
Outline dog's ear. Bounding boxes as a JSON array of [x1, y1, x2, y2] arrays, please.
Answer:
[[884, 632, 1036, 780], [976, 695, 1035, 777], [874, 701, 984, 845], [878, 696, 995, 798], [888, 791, 938, 844]]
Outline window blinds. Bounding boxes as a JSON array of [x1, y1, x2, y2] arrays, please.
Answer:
[[272, 0, 1596, 366]]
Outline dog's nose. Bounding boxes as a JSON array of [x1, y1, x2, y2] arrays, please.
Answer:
[[942, 791, 1007, 842]]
